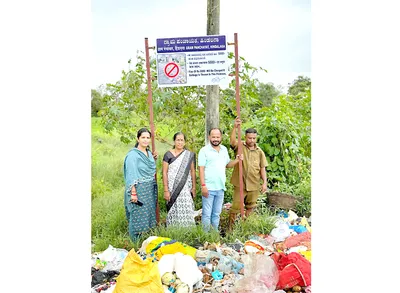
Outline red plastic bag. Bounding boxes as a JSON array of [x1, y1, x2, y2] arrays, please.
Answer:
[[271, 252, 311, 289]]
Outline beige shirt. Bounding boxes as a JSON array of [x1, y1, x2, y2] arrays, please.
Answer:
[[230, 141, 268, 191]]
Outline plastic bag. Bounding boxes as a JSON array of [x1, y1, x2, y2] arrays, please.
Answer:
[[157, 254, 176, 277], [206, 251, 244, 274], [287, 210, 299, 223], [97, 245, 129, 272], [174, 252, 203, 291], [113, 249, 164, 293], [270, 222, 291, 242], [271, 252, 311, 289], [289, 225, 308, 234], [158, 252, 203, 293], [244, 239, 266, 254], [233, 254, 279, 293], [139, 236, 197, 260]]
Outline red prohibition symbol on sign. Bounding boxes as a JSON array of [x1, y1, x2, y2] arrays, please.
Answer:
[[164, 62, 179, 78]]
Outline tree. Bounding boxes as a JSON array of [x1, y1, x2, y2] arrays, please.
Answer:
[[91, 89, 103, 117], [255, 88, 311, 188], [257, 82, 282, 107], [287, 76, 311, 96]]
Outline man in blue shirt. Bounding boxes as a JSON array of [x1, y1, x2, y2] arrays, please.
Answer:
[[198, 128, 242, 231]]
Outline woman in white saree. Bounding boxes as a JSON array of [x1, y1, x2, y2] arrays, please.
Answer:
[[162, 132, 196, 227]]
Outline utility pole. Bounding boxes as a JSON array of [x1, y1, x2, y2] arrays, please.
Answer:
[[205, 0, 220, 143]]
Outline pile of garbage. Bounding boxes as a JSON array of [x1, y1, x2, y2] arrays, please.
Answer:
[[91, 210, 312, 293]]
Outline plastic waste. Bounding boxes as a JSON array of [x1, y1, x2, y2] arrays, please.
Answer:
[[175, 282, 190, 293], [97, 245, 129, 272], [139, 236, 197, 260], [211, 270, 223, 280], [139, 236, 159, 253], [270, 222, 291, 242], [206, 251, 244, 274], [161, 272, 176, 286], [287, 210, 299, 223], [113, 249, 164, 293], [244, 239, 266, 254], [289, 225, 308, 234], [158, 254, 176, 277], [283, 231, 311, 249], [158, 252, 203, 293], [174, 252, 203, 293], [90, 283, 116, 293], [233, 253, 279, 293], [300, 216, 312, 232], [271, 252, 311, 289], [287, 245, 308, 254], [219, 245, 241, 261], [248, 235, 275, 254], [277, 210, 288, 218]]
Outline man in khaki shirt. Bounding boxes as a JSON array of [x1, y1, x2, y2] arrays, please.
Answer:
[[229, 117, 268, 229]]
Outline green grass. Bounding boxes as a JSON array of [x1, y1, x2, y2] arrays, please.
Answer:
[[91, 117, 278, 252]]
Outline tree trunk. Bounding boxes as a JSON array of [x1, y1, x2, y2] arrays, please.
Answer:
[[205, 0, 220, 143]]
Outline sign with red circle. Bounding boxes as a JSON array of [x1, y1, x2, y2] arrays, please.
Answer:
[[164, 62, 179, 78]]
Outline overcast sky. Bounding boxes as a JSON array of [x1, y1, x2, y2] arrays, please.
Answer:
[[92, 0, 311, 90]]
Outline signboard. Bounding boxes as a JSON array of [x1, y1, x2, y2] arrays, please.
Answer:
[[156, 35, 228, 87]]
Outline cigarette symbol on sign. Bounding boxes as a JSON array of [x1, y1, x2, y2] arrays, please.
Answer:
[[164, 62, 179, 78]]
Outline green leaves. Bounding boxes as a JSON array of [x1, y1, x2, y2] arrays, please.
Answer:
[[255, 86, 311, 189]]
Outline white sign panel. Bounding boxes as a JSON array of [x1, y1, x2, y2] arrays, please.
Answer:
[[156, 35, 228, 87]]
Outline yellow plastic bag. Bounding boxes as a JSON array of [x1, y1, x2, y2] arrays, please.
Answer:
[[143, 237, 171, 254], [113, 249, 163, 293], [155, 242, 197, 260], [143, 237, 197, 260]]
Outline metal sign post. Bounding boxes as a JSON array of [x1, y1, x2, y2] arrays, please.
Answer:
[[228, 33, 245, 218], [144, 37, 160, 224]]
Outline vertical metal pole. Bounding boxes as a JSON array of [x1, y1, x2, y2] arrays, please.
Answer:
[[145, 37, 160, 223], [233, 33, 245, 218]]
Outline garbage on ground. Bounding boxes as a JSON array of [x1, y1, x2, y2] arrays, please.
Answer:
[[283, 231, 311, 250], [289, 225, 308, 234], [113, 248, 164, 293], [204, 250, 244, 274], [270, 222, 291, 242], [91, 211, 312, 293], [287, 210, 299, 223], [96, 244, 128, 272], [91, 269, 119, 287], [271, 252, 311, 290], [139, 236, 197, 260], [233, 253, 279, 293]]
